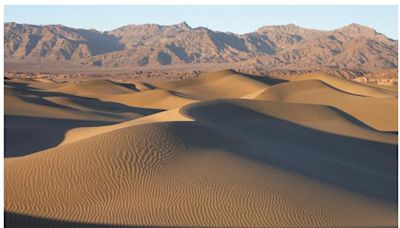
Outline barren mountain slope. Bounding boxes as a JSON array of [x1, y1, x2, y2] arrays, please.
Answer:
[[5, 22, 397, 72]]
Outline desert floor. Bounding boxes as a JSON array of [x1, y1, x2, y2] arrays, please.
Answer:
[[4, 69, 398, 227]]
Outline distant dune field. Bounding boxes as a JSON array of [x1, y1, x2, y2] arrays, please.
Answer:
[[4, 70, 398, 227]]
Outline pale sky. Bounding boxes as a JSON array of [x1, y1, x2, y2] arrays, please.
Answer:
[[5, 5, 398, 39]]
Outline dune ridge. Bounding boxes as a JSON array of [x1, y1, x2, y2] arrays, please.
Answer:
[[275, 71, 396, 98], [153, 69, 271, 100], [255, 79, 397, 131], [4, 70, 398, 227]]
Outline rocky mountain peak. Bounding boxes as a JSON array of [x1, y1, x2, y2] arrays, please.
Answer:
[[4, 22, 398, 72], [174, 21, 191, 30]]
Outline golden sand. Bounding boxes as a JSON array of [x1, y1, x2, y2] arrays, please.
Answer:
[[5, 70, 398, 227]]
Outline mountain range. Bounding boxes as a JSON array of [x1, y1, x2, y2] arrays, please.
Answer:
[[4, 22, 398, 72]]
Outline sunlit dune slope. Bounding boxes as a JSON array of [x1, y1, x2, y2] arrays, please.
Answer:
[[4, 69, 398, 227], [5, 99, 397, 227], [255, 79, 397, 131], [52, 79, 197, 110], [61, 107, 193, 145], [152, 69, 273, 100], [101, 89, 197, 110], [279, 72, 396, 98], [53, 79, 136, 97], [4, 80, 159, 157], [5, 86, 139, 121]]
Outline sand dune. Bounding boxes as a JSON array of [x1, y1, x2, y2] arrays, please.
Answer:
[[101, 89, 197, 110], [6, 89, 109, 121], [279, 72, 396, 98], [369, 83, 399, 95], [4, 70, 398, 227], [62, 99, 396, 146], [5, 79, 152, 121], [153, 69, 272, 100], [256, 79, 397, 131], [53, 79, 136, 97], [4, 80, 160, 157], [5, 100, 397, 227], [32, 78, 57, 83], [53, 79, 197, 110], [60, 107, 193, 145], [6, 78, 66, 90], [132, 82, 154, 91]]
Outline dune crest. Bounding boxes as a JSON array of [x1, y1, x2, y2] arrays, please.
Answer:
[[255, 78, 397, 131], [281, 71, 396, 98], [4, 69, 398, 227], [61, 107, 194, 145]]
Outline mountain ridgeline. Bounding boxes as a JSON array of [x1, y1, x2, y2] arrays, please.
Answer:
[[4, 22, 398, 72]]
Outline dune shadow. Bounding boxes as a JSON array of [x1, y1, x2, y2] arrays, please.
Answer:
[[175, 101, 398, 204], [107, 80, 139, 92], [140, 82, 158, 90], [3, 100, 398, 227], [5, 82, 163, 157], [37, 93, 161, 117], [6, 81, 162, 116], [4, 115, 116, 157], [235, 70, 287, 85], [4, 212, 173, 228], [4, 211, 396, 228]]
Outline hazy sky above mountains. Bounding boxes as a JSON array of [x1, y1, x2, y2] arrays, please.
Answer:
[[5, 5, 398, 39]]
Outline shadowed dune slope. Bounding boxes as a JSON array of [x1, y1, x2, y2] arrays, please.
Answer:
[[60, 107, 193, 145], [54, 70, 277, 110], [5, 78, 65, 90], [4, 80, 161, 157], [5, 116, 114, 157], [5, 99, 397, 227], [52, 79, 197, 110], [5, 212, 159, 228], [61, 99, 397, 146], [5, 80, 159, 121], [5, 86, 145, 121], [131, 82, 154, 92], [256, 79, 398, 132]]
